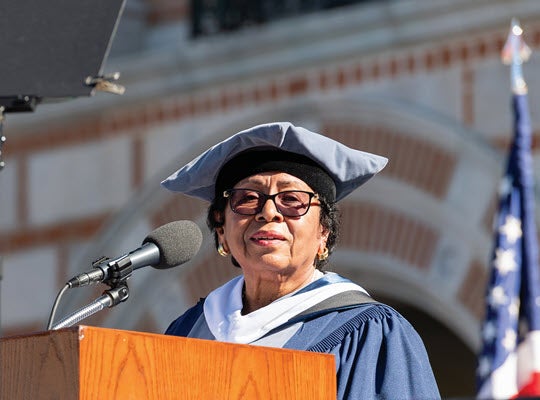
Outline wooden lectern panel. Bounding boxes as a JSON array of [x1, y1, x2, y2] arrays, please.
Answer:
[[1, 326, 336, 399], [1, 329, 80, 399]]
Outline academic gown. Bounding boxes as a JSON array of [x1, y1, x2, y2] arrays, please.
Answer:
[[165, 273, 440, 400]]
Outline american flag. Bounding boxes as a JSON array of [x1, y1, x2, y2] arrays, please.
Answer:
[[476, 77, 540, 398]]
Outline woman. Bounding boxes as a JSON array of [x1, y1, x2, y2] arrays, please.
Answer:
[[162, 122, 440, 399]]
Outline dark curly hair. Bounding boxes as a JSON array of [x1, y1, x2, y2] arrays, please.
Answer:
[[207, 193, 341, 270]]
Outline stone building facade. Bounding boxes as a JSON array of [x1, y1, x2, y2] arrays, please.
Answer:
[[2, 0, 540, 396]]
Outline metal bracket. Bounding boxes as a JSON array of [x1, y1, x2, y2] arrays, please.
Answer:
[[92, 255, 110, 267], [106, 284, 130, 306], [85, 72, 125, 95], [106, 256, 133, 287]]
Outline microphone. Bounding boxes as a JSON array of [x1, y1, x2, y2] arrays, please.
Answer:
[[67, 220, 203, 288]]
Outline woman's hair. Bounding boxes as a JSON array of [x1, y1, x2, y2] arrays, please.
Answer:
[[207, 192, 341, 270]]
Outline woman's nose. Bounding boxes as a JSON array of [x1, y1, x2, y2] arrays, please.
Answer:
[[255, 198, 283, 222]]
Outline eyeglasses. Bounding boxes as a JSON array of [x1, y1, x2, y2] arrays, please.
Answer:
[[223, 188, 319, 217]]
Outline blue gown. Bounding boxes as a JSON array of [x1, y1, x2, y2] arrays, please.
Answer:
[[166, 274, 440, 400]]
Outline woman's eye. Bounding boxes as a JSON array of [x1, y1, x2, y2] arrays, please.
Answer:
[[281, 194, 301, 203], [238, 192, 259, 204]]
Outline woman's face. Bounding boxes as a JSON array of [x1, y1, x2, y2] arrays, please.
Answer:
[[216, 172, 329, 276]]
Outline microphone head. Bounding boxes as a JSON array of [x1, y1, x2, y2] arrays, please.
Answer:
[[143, 220, 203, 269]]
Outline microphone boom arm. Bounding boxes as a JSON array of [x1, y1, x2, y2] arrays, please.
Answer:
[[51, 284, 129, 330]]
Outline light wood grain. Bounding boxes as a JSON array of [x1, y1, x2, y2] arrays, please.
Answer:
[[1, 329, 79, 400], [79, 326, 335, 399], [1, 326, 336, 399]]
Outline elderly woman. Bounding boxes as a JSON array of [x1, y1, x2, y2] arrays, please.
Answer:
[[162, 122, 440, 399]]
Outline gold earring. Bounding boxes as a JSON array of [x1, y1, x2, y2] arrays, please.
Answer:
[[217, 243, 229, 257], [317, 247, 329, 261]]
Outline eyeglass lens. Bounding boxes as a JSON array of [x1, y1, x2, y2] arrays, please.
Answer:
[[227, 189, 315, 217]]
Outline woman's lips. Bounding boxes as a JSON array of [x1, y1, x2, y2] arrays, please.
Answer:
[[250, 231, 285, 244]]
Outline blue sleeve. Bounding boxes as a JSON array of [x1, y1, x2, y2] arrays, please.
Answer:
[[308, 305, 440, 400], [164, 299, 205, 336], [338, 306, 439, 400]]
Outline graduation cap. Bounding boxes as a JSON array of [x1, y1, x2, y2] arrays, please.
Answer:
[[162, 122, 388, 203], [0, 0, 126, 113]]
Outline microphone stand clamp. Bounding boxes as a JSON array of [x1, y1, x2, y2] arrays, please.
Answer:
[[50, 256, 135, 330], [50, 284, 129, 330], [104, 255, 133, 287]]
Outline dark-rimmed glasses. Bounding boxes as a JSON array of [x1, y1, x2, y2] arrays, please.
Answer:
[[223, 188, 319, 217]]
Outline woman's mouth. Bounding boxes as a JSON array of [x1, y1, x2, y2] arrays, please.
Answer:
[[250, 231, 285, 244]]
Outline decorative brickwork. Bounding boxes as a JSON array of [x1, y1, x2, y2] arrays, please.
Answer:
[[340, 202, 439, 271], [482, 192, 498, 234], [7, 22, 540, 159], [16, 155, 28, 225], [0, 213, 110, 254], [131, 135, 145, 189], [491, 130, 540, 151], [462, 66, 475, 126], [287, 75, 309, 96], [457, 259, 488, 321], [323, 122, 457, 199]]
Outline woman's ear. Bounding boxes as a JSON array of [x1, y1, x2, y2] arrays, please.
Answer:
[[319, 224, 330, 242], [215, 212, 225, 241], [215, 225, 230, 255], [214, 210, 225, 226]]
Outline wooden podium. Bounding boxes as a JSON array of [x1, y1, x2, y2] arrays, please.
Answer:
[[1, 326, 336, 399]]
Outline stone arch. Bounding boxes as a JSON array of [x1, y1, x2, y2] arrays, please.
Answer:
[[60, 95, 502, 357]]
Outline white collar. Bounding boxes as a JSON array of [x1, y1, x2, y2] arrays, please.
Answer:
[[203, 271, 367, 344]]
